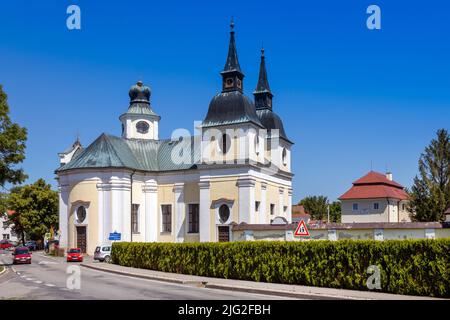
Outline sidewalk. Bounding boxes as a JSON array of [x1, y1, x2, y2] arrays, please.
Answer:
[[80, 261, 442, 300]]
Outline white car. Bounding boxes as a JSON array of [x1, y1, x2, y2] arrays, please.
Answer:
[[93, 244, 112, 263]]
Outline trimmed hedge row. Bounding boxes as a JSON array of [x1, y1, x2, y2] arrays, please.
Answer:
[[111, 239, 450, 297]]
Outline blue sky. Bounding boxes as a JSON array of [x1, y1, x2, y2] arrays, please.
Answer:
[[0, 0, 449, 203]]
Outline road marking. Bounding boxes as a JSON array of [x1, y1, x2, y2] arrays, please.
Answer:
[[20, 275, 26, 278], [38, 261, 57, 265], [26, 278, 34, 281], [34, 280, 43, 284], [45, 283, 56, 287]]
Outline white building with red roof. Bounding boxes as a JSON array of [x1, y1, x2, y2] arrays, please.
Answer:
[[339, 171, 411, 223], [1, 210, 18, 242]]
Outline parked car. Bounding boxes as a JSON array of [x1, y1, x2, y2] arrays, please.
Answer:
[[12, 246, 32, 264], [0, 239, 13, 250], [25, 240, 38, 251], [94, 244, 112, 263], [66, 248, 83, 262]]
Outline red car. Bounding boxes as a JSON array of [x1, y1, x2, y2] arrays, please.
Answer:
[[0, 239, 13, 250], [67, 248, 83, 262], [12, 246, 32, 264]]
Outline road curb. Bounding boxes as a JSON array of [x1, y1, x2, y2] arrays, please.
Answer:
[[80, 263, 365, 300]]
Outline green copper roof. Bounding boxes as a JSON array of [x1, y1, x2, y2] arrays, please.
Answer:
[[56, 133, 198, 173], [123, 103, 159, 117]]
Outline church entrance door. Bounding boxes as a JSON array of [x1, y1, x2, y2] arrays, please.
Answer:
[[218, 226, 230, 242], [76, 226, 87, 253]]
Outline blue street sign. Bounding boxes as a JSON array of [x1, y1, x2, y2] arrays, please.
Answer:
[[109, 232, 121, 241]]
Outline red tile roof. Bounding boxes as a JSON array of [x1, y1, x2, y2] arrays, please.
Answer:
[[292, 204, 307, 215], [6, 210, 15, 216], [339, 171, 409, 201]]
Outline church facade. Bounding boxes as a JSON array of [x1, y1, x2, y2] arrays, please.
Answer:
[[56, 24, 294, 255]]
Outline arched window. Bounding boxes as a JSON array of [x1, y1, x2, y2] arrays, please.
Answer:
[[221, 133, 230, 154], [76, 206, 86, 223], [219, 204, 230, 224], [254, 135, 260, 155], [282, 148, 287, 165]]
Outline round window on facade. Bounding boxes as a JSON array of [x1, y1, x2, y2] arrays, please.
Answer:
[[76, 206, 86, 223], [282, 148, 287, 166], [136, 121, 150, 134], [219, 204, 230, 224]]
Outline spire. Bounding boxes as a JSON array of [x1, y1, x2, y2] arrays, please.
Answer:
[[223, 18, 242, 73], [254, 47, 273, 110], [221, 19, 244, 93]]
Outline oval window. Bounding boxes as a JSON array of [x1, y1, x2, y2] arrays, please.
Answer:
[[136, 121, 149, 134], [76, 206, 86, 223], [219, 204, 230, 224]]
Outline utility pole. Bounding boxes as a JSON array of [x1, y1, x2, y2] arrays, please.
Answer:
[[327, 202, 330, 224]]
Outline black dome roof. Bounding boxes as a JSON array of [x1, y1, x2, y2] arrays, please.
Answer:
[[256, 108, 291, 143], [202, 91, 263, 128]]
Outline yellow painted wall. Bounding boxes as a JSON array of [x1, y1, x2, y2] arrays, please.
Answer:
[[209, 177, 239, 241], [157, 184, 175, 242], [68, 181, 99, 255]]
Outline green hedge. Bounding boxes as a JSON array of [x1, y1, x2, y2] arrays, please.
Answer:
[[112, 239, 450, 297]]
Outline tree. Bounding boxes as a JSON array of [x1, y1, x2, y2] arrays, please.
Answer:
[[0, 84, 28, 187], [329, 201, 342, 223], [5, 179, 58, 243], [299, 196, 328, 221], [409, 129, 450, 222]]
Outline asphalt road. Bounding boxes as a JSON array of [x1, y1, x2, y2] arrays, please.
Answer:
[[0, 249, 296, 300]]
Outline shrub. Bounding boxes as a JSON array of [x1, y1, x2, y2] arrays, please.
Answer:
[[111, 239, 450, 297]]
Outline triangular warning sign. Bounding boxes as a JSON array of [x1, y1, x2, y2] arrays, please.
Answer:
[[294, 220, 310, 237]]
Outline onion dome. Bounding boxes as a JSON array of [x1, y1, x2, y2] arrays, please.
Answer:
[[123, 81, 159, 117]]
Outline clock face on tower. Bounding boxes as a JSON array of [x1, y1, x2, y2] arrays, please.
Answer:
[[136, 121, 150, 134]]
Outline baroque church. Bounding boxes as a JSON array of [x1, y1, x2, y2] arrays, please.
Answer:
[[56, 23, 294, 254]]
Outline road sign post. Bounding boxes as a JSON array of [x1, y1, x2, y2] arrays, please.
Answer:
[[294, 220, 310, 237], [108, 232, 121, 241]]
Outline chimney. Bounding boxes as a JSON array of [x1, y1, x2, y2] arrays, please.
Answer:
[[386, 172, 393, 181]]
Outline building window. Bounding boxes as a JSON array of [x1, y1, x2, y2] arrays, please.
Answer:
[[283, 206, 288, 213], [255, 201, 260, 213], [131, 204, 139, 234], [282, 148, 287, 165], [219, 204, 230, 224], [352, 203, 359, 211], [76, 206, 86, 223], [402, 204, 406, 211], [373, 203, 379, 210], [3, 234, 9, 240], [136, 121, 149, 134], [2, 222, 8, 229], [270, 204, 275, 215], [220, 133, 230, 154], [255, 135, 260, 155], [188, 204, 199, 233], [161, 205, 172, 233]]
